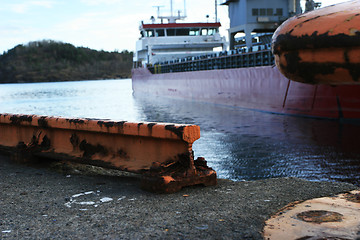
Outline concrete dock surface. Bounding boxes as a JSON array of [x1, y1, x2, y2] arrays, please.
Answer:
[[0, 154, 358, 239]]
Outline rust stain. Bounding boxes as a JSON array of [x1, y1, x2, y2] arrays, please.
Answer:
[[296, 210, 343, 223], [141, 154, 216, 193], [97, 120, 127, 133], [346, 15, 356, 22], [344, 192, 360, 203], [147, 123, 157, 129], [38, 116, 48, 128], [97, 120, 119, 128], [98, 121, 115, 128], [147, 122, 156, 135], [137, 122, 144, 133], [70, 133, 80, 148], [67, 119, 85, 124], [349, 28, 359, 36], [40, 135, 51, 150], [165, 124, 185, 140], [79, 140, 108, 158], [10, 115, 33, 125], [117, 149, 129, 160]]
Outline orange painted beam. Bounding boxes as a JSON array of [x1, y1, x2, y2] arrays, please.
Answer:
[[272, 0, 360, 85], [0, 113, 216, 193]]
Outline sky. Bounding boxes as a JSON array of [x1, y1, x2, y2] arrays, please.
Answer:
[[0, 0, 348, 54]]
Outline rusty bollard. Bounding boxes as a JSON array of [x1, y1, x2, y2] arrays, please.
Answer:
[[263, 190, 360, 239], [0, 113, 217, 193]]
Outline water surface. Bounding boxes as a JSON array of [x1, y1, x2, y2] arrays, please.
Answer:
[[1, 79, 359, 185]]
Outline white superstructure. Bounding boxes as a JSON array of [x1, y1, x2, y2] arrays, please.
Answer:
[[134, 3, 226, 66]]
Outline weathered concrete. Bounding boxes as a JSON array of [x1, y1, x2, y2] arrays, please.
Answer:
[[0, 154, 357, 239]]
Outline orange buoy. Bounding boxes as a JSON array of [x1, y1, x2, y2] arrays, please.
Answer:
[[272, 0, 360, 85]]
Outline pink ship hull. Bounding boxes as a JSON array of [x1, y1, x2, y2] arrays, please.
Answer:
[[131, 66, 360, 120]]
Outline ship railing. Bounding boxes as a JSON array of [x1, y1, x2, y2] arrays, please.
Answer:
[[148, 48, 275, 74], [133, 61, 143, 68]]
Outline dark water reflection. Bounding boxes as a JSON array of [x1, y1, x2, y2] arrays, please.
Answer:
[[133, 93, 360, 186], [1, 79, 359, 186]]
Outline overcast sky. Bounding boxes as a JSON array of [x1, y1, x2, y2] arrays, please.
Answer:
[[0, 0, 347, 54]]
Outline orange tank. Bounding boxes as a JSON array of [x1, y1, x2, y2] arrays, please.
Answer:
[[272, 0, 360, 85]]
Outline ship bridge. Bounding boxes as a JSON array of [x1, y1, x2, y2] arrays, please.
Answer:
[[134, 21, 226, 65]]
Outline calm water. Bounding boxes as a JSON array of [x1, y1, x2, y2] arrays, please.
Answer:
[[1, 79, 360, 186]]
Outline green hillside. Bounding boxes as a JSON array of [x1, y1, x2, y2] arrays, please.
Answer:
[[0, 40, 133, 83]]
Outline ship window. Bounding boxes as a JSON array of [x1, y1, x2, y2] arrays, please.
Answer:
[[177, 28, 190, 36], [260, 8, 266, 16], [201, 29, 208, 35], [189, 28, 200, 36], [252, 8, 259, 16], [167, 29, 176, 36], [275, 8, 283, 16], [146, 30, 155, 37], [267, 8, 273, 16], [156, 29, 165, 37], [208, 28, 217, 35]]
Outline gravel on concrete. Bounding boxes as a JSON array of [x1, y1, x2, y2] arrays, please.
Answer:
[[0, 154, 357, 239]]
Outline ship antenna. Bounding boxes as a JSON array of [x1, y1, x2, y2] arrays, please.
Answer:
[[170, 0, 173, 17], [153, 5, 164, 22], [215, 0, 218, 22], [184, 0, 187, 18]]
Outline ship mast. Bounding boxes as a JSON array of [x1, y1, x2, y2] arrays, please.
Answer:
[[184, 0, 187, 18], [158, 0, 186, 23], [170, 0, 173, 17], [215, 0, 218, 22]]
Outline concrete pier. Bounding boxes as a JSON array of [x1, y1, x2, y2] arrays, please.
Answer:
[[0, 154, 357, 239]]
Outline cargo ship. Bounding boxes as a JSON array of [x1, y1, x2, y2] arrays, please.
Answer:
[[131, 0, 360, 120]]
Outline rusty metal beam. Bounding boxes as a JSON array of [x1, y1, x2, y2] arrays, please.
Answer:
[[0, 113, 216, 193]]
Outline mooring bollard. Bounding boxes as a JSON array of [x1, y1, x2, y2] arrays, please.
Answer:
[[263, 190, 360, 239], [0, 113, 217, 193]]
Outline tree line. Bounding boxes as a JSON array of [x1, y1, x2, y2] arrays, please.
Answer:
[[0, 40, 133, 83]]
